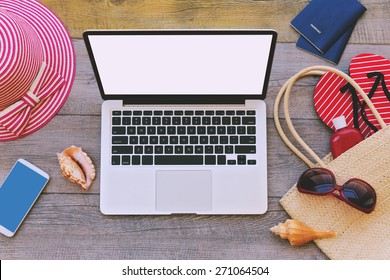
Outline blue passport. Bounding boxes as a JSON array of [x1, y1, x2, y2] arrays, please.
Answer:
[[296, 24, 355, 64], [291, 0, 366, 53]]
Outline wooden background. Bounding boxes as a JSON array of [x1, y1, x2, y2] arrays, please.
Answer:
[[0, 0, 389, 259]]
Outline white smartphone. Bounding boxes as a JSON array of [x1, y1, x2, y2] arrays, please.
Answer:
[[0, 159, 49, 237]]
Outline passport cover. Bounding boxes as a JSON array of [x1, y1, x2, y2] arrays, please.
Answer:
[[290, 0, 366, 53], [296, 24, 355, 64]]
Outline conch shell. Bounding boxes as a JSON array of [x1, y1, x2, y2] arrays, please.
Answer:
[[270, 219, 336, 246], [57, 146, 96, 190]]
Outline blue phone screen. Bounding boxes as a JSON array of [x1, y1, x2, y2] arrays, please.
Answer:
[[0, 161, 48, 232]]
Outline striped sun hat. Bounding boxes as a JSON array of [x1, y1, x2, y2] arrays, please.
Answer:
[[0, 0, 75, 142]]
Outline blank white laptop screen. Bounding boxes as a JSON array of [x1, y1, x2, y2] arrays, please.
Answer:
[[87, 34, 274, 95]]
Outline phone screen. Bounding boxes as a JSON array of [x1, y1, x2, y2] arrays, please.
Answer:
[[0, 160, 49, 235]]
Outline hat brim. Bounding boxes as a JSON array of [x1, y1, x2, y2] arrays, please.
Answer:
[[0, 0, 75, 142]]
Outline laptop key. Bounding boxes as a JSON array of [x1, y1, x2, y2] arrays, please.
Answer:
[[142, 156, 153, 165], [112, 146, 133, 154], [185, 110, 194, 116], [132, 117, 141, 125], [129, 136, 138, 144], [142, 117, 151, 125], [154, 110, 163, 115], [177, 126, 186, 134], [164, 110, 173, 116], [230, 136, 239, 144], [165, 146, 174, 154], [140, 136, 148, 144], [150, 136, 158, 144], [240, 136, 256, 144], [162, 117, 171, 125], [147, 127, 156, 135], [185, 146, 193, 154], [227, 160, 236, 165], [237, 126, 246, 134], [235, 146, 256, 154], [112, 155, 121, 165], [248, 160, 256, 165], [226, 110, 235, 115], [112, 126, 126, 135], [112, 111, 121, 116], [205, 110, 214, 115], [137, 126, 146, 135], [112, 117, 121, 125], [238, 155, 247, 165], [182, 117, 191, 125], [217, 155, 226, 165], [157, 126, 166, 135], [112, 136, 128, 144], [174, 110, 184, 116], [133, 111, 142, 116], [242, 117, 256, 125], [122, 156, 131, 165], [143, 111, 153, 115], [152, 117, 161, 125], [205, 145, 213, 154], [122, 117, 131, 125], [175, 146, 184, 154], [247, 110, 256, 115], [159, 136, 168, 144], [127, 126, 136, 135], [236, 110, 245, 115], [132, 156, 141, 165], [195, 146, 203, 154], [123, 111, 132, 116], [205, 155, 216, 165], [145, 146, 153, 154], [155, 155, 203, 165], [247, 126, 256, 134], [190, 136, 198, 144], [134, 146, 143, 154], [155, 146, 163, 154], [216, 110, 225, 115]]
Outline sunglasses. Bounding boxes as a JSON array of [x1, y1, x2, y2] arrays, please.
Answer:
[[297, 168, 376, 214]]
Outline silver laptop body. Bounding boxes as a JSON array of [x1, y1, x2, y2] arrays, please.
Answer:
[[83, 30, 277, 215]]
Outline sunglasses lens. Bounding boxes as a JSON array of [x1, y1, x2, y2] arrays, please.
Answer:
[[342, 180, 376, 211], [298, 168, 334, 194]]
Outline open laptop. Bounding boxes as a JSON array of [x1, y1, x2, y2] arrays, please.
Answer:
[[83, 30, 277, 215]]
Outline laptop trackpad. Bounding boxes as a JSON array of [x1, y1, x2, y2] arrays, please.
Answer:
[[156, 171, 212, 213]]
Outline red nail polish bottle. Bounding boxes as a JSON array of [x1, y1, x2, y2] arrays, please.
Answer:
[[330, 116, 364, 158]]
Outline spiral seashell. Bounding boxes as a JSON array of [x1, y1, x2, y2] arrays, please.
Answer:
[[57, 146, 96, 190], [270, 219, 336, 246]]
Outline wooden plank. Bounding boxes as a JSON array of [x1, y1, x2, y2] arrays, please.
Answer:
[[61, 39, 390, 117], [40, 0, 390, 44], [0, 194, 327, 260], [0, 116, 330, 198]]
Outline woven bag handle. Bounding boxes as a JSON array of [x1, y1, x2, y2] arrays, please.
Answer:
[[274, 65, 387, 168]]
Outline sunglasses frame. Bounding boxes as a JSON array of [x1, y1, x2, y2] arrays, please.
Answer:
[[297, 168, 377, 214]]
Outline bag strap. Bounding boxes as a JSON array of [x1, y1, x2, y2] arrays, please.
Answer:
[[274, 66, 387, 168]]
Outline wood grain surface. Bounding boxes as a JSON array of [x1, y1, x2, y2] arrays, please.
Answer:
[[0, 0, 389, 259]]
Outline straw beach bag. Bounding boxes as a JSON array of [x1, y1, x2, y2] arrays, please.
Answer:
[[274, 66, 390, 259]]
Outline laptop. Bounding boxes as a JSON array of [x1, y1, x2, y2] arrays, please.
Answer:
[[83, 30, 277, 215]]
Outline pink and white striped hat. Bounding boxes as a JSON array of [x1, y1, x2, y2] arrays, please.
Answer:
[[0, 0, 75, 142]]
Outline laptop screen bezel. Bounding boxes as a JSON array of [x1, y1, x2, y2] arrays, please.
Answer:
[[83, 30, 277, 104]]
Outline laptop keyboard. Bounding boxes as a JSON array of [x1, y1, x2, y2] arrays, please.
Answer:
[[111, 109, 257, 166]]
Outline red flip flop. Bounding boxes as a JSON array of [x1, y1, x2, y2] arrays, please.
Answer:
[[314, 54, 390, 138], [349, 53, 390, 137]]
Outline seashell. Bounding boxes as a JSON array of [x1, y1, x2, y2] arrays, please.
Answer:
[[57, 145, 96, 190], [270, 219, 336, 246], [57, 153, 86, 187]]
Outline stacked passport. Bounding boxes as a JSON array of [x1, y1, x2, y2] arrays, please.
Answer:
[[291, 0, 367, 64]]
